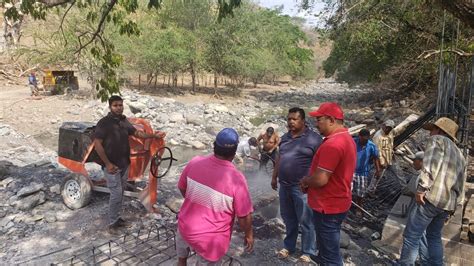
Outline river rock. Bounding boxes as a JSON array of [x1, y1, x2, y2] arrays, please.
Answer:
[[358, 226, 374, 239], [128, 101, 147, 114], [165, 197, 184, 213], [44, 212, 57, 223], [208, 104, 229, 113], [0, 215, 15, 228], [367, 249, 380, 258], [189, 141, 206, 150], [154, 113, 169, 123], [16, 183, 44, 197], [25, 214, 44, 224], [0, 161, 14, 180], [12, 191, 46, 211], [169, 113, 185, 123], [340, 230, 351, 249], [56, 210, 73, 221], [168, 139, 179, 146], [3, 221, 14, 231], [0, 176, 14, 186], [185, 114, 205, 126], [362, 118, 376, 125], [264, 218, 285, 234], [49, 184, 61, 195], [383, 99, 392, 108]]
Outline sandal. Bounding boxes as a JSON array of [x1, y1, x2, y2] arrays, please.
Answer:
[[299, 254, 312, 263], [277, 248, 290, 259]]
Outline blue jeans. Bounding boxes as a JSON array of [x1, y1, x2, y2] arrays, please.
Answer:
[[279, 185, 316, 256], [399, 201, 449, 266], [312, 210, 347, 266]]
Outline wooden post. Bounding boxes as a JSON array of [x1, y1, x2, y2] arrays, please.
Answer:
[[138, 74, 141, 89]]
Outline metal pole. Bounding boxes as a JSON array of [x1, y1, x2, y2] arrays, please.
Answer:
[[436, 10, 447, 118], [351, 200, 378, 220]]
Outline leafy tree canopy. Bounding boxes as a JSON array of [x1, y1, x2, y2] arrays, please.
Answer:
[[12, 0, 315, 100]]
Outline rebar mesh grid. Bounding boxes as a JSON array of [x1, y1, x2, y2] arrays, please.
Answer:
[[51, 225, 241, 265], [53, 225, 176, 265]]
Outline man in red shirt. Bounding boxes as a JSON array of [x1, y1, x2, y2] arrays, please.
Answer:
[[300, 102, 356, 265]]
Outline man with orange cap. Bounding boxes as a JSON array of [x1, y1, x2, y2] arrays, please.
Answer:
[[300, 102, 356, 265]]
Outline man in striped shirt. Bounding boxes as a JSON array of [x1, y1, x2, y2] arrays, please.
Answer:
[[177, 128, 254, 265], [399, 117, 466, 265]]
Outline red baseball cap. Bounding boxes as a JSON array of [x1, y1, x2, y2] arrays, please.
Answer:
[[309, 102, 344, 120]]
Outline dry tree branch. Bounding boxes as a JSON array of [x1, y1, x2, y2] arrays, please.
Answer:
[[418, 48, 474, 59], [74, 0, 118, 54], [342, 0, 365, 15], [18, 64, 39, 77], [59, 0, 76, 45], [37, 0, 73, 8]]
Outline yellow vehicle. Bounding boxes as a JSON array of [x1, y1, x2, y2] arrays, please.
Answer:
[[43, 70, 79, 95]]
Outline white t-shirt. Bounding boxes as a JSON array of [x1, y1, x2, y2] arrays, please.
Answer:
[[236, 137, 251, 157]]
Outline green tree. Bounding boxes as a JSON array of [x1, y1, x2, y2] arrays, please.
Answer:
[[5, 0, 242, 100], [319, 0, 474, 88]]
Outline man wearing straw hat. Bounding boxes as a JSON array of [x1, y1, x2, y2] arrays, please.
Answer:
[[399, 117, 466, 266]]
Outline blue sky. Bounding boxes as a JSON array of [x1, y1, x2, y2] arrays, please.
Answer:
[[255, 0, 326, 26]]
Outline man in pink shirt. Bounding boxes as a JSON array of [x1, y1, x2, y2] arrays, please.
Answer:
[[177, 128, 254, 265]]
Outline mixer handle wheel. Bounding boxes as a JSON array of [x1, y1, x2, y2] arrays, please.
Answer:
[[150, 146, 176, 178]]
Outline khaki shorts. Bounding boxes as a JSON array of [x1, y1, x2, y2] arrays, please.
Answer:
[[176, 230, 221, 265]]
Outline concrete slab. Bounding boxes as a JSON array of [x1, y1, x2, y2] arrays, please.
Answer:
[[380, 195, 474, 264]]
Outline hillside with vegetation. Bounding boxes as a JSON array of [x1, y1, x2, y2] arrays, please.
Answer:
[[316, 0, 474, 92]]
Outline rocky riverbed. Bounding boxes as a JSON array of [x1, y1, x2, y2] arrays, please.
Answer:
[[0, 79, 431, 264]]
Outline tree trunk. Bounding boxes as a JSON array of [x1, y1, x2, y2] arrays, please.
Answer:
[[172, 73, 178, 88], [147, 73, 154, 85], [190, 61, 196, 92], [138, 74, 141, 89], [154, 74, 158, 90], [214, 74, 218, 89]]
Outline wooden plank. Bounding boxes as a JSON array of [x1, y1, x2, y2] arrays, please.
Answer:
[[349, 124, 366, 135]]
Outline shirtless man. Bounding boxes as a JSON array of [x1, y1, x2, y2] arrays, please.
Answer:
[[257, 127, 280, 170]]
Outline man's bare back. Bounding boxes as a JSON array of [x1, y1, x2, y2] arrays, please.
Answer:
[[258, 128, 280, 153]]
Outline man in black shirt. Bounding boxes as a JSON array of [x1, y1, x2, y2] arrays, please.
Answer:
[[94, 95, 165, 233]]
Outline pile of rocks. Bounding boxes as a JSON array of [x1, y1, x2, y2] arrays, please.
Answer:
[[0, 123, 56, 166], [83, 93, 262, 150], [0, 162, 74, 257], [73, 79, 387, 151]]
